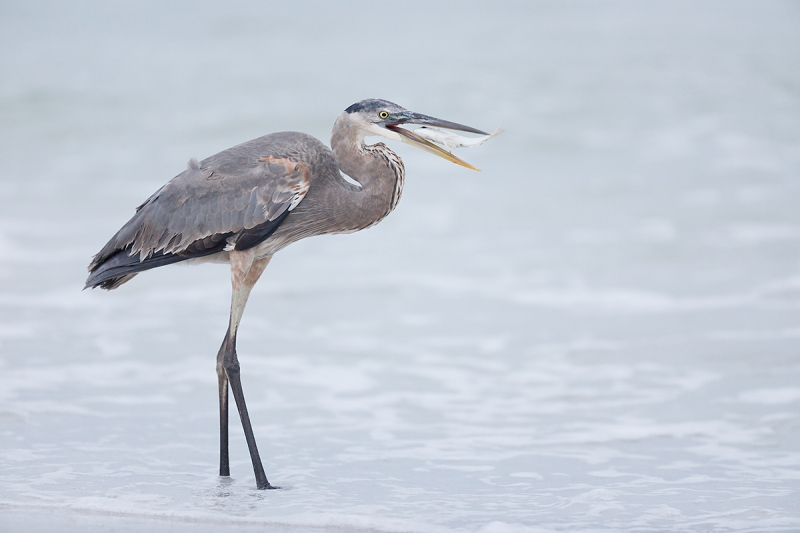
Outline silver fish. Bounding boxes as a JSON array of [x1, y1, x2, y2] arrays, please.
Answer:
[[414, 126, 503, 151]]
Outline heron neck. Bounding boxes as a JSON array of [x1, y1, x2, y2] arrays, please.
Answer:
[[330, 118, 405, 227]]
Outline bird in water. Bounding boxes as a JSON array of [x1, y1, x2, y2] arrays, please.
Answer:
[[85, 99, 492, 489]]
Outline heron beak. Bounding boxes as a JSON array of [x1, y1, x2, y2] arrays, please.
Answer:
[[386, 112, 488, 171]]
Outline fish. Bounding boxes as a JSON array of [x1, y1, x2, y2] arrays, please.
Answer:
[[413, 126, 504, 151]]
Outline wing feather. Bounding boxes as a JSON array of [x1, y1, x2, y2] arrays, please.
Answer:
[[87, 144, 311, 278]]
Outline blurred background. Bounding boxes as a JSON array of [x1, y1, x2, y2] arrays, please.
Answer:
[[1, 1, 799, 531]]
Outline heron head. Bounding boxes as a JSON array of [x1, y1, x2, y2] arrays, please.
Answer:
[[340, 99, 487, 171]]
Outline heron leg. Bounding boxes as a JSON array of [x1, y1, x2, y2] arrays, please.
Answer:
[[220, 251, 274, 489], [216, 328, 231, 477]]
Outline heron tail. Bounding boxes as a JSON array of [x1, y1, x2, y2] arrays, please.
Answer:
[[84, 249, 188, 290]]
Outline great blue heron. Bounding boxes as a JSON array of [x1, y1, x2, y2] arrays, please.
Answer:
[[85, 99, 490, 489]]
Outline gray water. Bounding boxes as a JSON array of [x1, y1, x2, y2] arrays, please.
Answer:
[[1, 1, 799, 531]]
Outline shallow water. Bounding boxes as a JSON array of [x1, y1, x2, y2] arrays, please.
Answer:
[[1, 1, 799, 531]]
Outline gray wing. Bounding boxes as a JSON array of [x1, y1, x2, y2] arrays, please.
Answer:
[[86, 143, 311, 287]]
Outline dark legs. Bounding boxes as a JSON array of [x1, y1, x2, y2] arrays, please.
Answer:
[[216, 332, 231, 477], [225, 342, 270, 489], [217, 251, 274, 489]]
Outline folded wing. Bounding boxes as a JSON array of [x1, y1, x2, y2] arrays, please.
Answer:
[[86, 147, 311, 290]]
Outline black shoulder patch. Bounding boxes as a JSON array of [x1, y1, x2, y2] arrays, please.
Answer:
[[233, 209, 291, 251]]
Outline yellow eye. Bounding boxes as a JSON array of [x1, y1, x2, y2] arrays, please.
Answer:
[[379, 111, 389, 119]]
